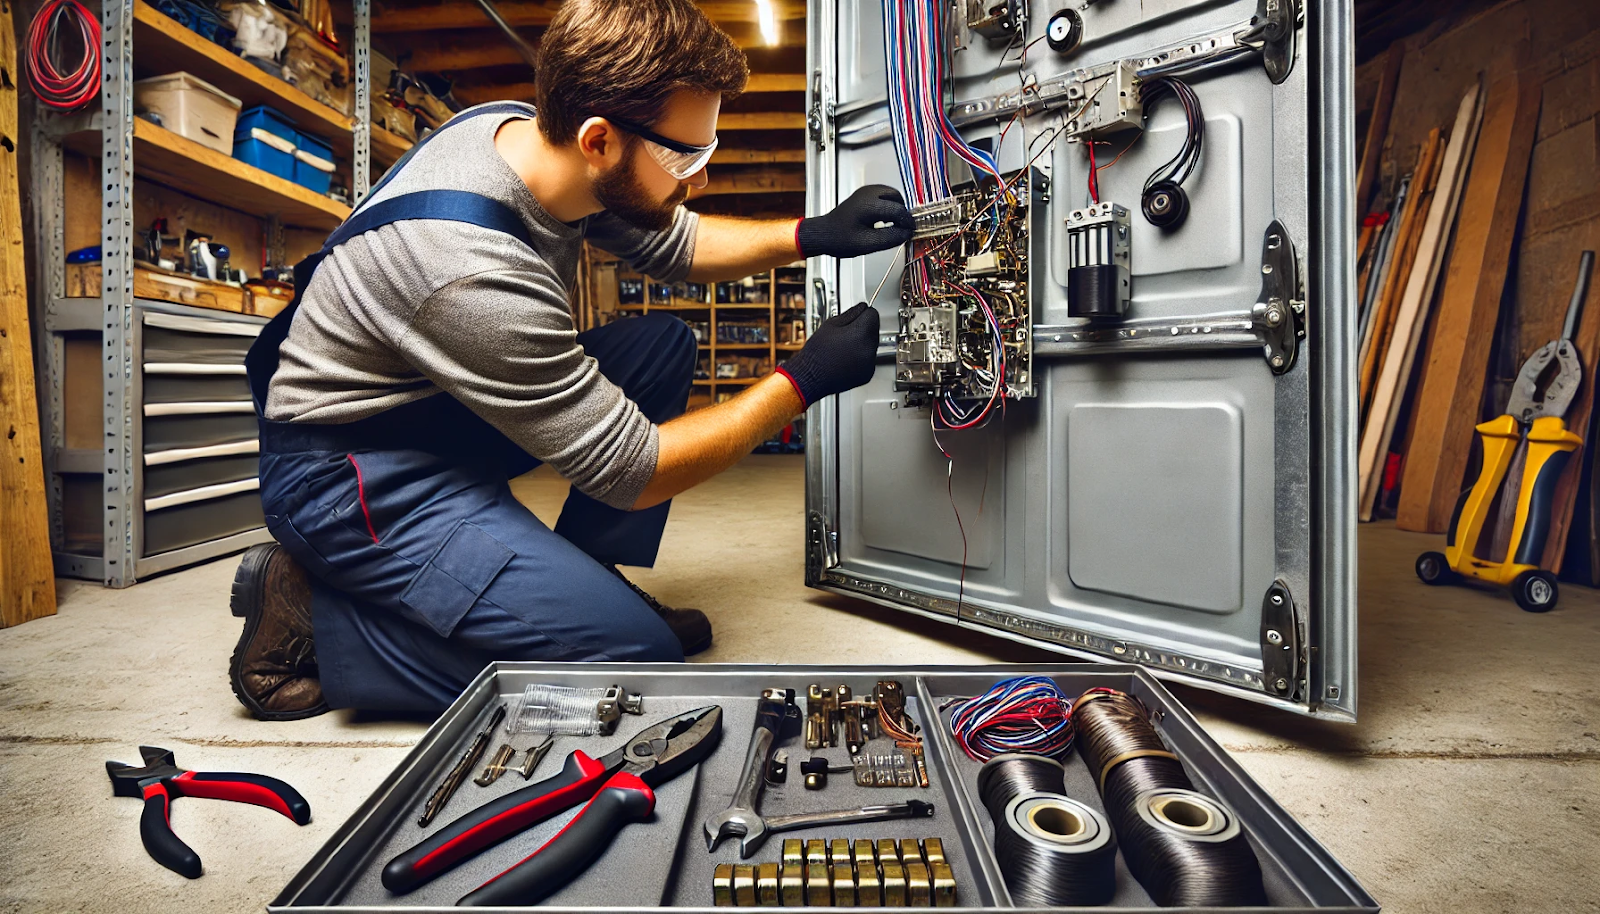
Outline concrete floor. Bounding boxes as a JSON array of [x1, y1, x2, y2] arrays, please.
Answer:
[[1, 454, 1596, 913]]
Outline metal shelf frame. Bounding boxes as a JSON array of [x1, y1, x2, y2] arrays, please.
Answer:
[[29, 0, 378, 587]]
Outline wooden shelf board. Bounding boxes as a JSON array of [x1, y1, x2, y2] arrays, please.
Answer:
[[132, 1, 354, 154], [714, 303, 774, 309], [69, 119, 352, 231], [372, 126, 413, 167], [776, 343, 805, 350], [715, 343, 771, 350], [692, 380, 713, 386], [715, 377, 763, 386]]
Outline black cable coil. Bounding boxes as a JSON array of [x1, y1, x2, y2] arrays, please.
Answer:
[[1073, 690, 1267, 907], [977, 754, 1117, 906]]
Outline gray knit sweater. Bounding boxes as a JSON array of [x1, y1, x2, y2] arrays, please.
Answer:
[[265, 108, 699, 510]]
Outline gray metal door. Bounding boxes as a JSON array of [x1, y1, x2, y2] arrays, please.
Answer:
[[802, 0, 1355, 718]]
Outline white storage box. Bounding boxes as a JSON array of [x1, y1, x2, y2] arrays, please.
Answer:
[[133, 72, 243, 154]]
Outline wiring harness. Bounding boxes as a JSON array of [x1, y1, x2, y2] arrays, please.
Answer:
[[26, 0, 102, 112], [947, 676, 1076, 761], [1139, 77, 1205, 229]]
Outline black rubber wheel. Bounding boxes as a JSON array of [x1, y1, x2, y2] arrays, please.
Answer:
[[1511, 569, 1559, 613], [1415, 551, 1454, 586]]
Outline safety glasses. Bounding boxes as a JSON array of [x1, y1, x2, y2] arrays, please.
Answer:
[[601, 114, 718, 180]]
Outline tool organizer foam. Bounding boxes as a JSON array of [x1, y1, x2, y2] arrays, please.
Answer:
[[272, 664, 1375, 912]]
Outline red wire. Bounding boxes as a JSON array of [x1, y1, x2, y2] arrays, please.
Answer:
[[27, 0, 101, 111], [1087, 141, 1100, 203]]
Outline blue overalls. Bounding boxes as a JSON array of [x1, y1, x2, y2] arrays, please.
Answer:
[[246, 103, 690, 713]]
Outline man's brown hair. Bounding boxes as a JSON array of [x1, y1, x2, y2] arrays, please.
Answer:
[[535, 0, 749, 145]]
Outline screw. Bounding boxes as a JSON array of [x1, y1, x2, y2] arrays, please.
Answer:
[[1271, 593, 1283, 605], [1274, 678, 1288, 691], [1271, 355, 1285, 368], [1265, 307, 1282, 326], [1266, 629, 1283, 645]]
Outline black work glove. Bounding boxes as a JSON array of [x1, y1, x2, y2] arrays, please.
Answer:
[[777, 303, 880, 407], [797, 185, 914, 258]]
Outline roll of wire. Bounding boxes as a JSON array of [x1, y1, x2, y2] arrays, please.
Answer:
[[977, 754, 1116, 906], [1072, 688, 1266, 907]]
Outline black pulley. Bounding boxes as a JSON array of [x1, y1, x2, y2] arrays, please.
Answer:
[[1142, 180, 1190, 230], [1045, 9, 1084, 54]]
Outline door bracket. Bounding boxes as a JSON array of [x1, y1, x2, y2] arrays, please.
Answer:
[[808, 71, 834, 151], [806, 511, 839, 586], [1260, 580, 1303, 698], [1255, 0, 1300, 85], [1255, 220, 1302, 374]]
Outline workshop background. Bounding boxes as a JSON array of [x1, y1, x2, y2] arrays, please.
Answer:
[[0, 0, 1598, 911]]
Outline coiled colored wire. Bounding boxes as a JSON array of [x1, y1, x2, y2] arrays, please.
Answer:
[[978, 755, 1117, 906], [948, 676, 1075, 761], [1073, 688, 1267, 906], [26, 0, 102, 111]]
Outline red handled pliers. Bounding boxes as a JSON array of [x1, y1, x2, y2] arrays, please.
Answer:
[[383, 704, 722, 906], [107, 745, 312, 878]]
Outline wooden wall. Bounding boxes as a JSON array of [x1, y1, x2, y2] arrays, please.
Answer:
[[1356, 0, 1600, 374]]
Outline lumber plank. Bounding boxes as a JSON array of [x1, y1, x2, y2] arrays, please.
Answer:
[[1363, 87, 1484, 520], [0, 1, 57, 626], [1540, 246, 1600, 574], [1360, 87, 1481, 518], [1396, 69, 1542, 533], [1360, 130, 1441, 406], [1356, 42, 1406, 216]]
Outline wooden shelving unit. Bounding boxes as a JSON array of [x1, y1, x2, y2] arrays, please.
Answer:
[[131, 1, 355, 156], [31, 0, 391, 586], [67, 119, 352, 230], [588, 262, 809, 410]]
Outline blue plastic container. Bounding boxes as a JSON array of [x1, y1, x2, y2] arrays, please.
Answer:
[[292, 131, 336, 195], [233, 105, 296, 180]]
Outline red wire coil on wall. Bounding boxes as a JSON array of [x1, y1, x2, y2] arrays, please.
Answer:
[[26, 0, 102, 111]]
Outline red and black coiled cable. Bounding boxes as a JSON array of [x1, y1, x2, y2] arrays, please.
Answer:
[[26, 0, 102, 111]]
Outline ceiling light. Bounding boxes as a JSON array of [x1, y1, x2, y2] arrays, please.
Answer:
[[754, 0, 779, 46]]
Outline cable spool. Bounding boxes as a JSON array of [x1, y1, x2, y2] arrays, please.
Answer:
[[978, 755, 1116, 906], [1073, 689, 1266, 906]]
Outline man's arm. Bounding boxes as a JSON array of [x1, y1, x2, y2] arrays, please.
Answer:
[[683, 215, 801, 282], [685, 185, 916, 282], [631, 302, 881, 509], [633, 374, 802, 509]]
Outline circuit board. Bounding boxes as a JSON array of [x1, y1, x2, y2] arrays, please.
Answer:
[[895, 173, 1034, 415]]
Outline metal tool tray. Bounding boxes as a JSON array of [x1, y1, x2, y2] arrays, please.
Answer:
[[272, 663, 1376, 912]]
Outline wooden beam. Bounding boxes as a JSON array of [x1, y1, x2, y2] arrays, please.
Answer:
[[452, 73, 808, 106], [1396, 68, 1540, 533], [373, 0, 805, 32], [0, 0, 57, 627], [405, 22, 796, 71], [1355, 41, 1404, 216], [710, 148, 806, 164], [718, 112, 805, 130], [692, 167, 806, 196]]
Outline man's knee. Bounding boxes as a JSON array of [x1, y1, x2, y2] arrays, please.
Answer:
[[635, 312, 697, 377]]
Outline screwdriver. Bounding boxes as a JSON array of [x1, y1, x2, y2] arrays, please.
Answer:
[[420, 703, 505, 826]]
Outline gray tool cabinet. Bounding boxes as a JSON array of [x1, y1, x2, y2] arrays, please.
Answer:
[[272, 664, 1375, 911]]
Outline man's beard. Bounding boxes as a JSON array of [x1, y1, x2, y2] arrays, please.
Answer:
[[593, 148, 690, 232]]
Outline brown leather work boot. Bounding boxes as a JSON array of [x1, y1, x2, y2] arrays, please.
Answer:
[[229, 544, 329, 720], [604, 564, 713, 656]]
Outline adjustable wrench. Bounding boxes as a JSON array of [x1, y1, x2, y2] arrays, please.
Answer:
[[704, 688, 794, 855]]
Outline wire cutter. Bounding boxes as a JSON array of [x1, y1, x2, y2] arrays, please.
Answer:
[[1419, 251, 1595, 612], [106, 746, 312, 878], [382, 705, 722, 906]]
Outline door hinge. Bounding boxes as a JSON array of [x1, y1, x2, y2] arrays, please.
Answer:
[[806, 510, 838, 586], [1260, 580, 1305, 699], [1254, 220, 1303, 375], [808, 70, 834, 151], [1254, 0, 1300, 85]]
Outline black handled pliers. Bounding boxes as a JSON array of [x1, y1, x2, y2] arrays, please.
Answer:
[[107, 745, 312, 878], [383, 705, 722, 906]]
